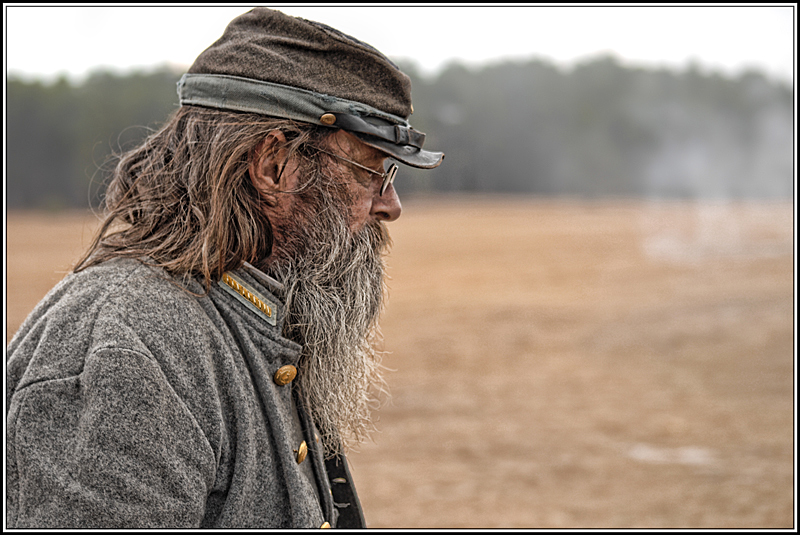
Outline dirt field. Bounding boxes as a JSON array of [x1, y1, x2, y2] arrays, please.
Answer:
[[5, 198, 796, 528]]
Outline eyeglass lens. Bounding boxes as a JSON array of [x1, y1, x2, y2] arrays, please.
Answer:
[[380, 163, 398, 196]]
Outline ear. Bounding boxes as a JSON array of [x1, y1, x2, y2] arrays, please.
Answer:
[[249, 130, 300, 194]]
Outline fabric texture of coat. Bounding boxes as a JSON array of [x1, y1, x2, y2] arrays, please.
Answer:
[[6, 257, 365, 529]]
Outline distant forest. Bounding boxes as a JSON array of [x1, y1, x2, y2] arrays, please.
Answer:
[[6, 56, 794, 209]]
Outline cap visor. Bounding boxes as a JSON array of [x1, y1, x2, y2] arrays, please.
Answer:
[[352, 132, 444, 169]]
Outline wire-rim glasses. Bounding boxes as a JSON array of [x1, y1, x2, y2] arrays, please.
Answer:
[[315, 147, 398, 196]]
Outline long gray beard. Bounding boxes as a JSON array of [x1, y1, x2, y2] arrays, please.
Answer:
[[267, 191, 391, 459]]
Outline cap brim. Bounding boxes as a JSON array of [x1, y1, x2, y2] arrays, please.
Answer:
[[352, 132, 444, 169]]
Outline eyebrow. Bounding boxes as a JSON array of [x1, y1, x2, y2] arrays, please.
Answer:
[[350, 148, 388, 174], [330, 132, 389, 169], [359, 144, 389, 162]]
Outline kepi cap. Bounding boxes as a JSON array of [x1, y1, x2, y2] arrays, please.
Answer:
[[178, 8, 443, 169]]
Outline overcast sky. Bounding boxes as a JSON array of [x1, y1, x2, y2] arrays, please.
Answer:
[[4, 4, 795, 85]]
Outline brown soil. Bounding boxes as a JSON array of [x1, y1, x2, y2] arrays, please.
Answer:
[[5, 198, 795, 528]]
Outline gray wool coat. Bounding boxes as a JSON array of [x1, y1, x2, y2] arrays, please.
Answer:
[[6, 258, 365, 529]]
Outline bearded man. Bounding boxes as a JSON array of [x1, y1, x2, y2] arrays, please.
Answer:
[[6, 8, 442, 529]]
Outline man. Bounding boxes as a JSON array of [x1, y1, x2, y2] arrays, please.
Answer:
[[6, 8, 442, 529]]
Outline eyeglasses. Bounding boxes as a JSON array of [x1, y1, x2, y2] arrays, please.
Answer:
[[315, 147, 398, 196]]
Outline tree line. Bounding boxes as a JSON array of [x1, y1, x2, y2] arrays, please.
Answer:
[[6, 56, 793, 209]]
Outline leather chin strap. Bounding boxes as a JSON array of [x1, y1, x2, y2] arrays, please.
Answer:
[[177, 73, 443, 168], [326, 112, 427, 149]]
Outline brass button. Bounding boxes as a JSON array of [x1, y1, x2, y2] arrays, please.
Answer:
[[273, 365, 297, 386], [320, 113, 336, 125], [295, 441, 308, 464], [320, 522, 331, 529]]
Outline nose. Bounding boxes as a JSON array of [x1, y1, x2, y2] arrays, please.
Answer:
[[370, 182, 402, 222]]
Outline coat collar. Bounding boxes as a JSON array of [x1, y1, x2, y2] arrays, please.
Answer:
[[217, 262, 290, 333]]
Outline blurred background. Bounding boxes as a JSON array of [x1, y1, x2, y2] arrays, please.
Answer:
[[5, 4, 796, 529], [5, 5, 795, 207]]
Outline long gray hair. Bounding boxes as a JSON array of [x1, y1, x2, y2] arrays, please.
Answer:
[[74, 105, 329, 288]]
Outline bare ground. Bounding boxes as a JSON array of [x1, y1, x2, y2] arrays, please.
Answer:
[[5, 198, 796, 528]]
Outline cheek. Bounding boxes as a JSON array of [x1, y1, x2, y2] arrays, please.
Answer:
[[346, 185, 374, 231]]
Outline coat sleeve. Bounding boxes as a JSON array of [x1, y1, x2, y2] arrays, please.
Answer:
[[6, 347, 218, 529]]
